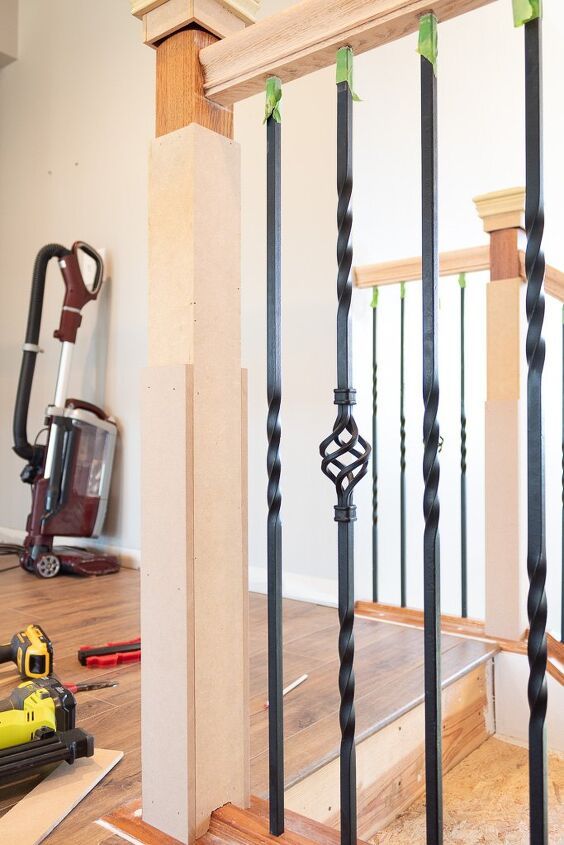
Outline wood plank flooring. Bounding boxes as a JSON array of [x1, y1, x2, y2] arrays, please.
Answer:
[[0, 564, 496, 843]]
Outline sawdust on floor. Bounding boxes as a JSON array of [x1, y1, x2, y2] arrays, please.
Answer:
[[372, 737, 564, 844]]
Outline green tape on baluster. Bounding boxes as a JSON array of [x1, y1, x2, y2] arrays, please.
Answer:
[[400, 281, 406, 300], [370, 287, 379, 309], [336, 46, 361, 102], [512, 0, 542, 26], [417, 13, 438, 75], [458, 273, 467, 289], [264, 76, 282, 124]]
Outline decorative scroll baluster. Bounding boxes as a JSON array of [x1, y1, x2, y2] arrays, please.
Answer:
[[319, 47, 370, 845], [523, 12, 548, 844], [371, 287, 379, 603], [265, 77, 284, 837], [400, 282, 407, 607], [418, 14, 442, 845], [459, 273, 468, 618]]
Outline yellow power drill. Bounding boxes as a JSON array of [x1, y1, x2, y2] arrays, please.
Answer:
[[0, 676, 75, 751], [0, 624, 53, 679]]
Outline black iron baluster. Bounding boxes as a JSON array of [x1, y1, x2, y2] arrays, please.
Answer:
[[460, 273, 468, 618], [419, 14, 442, 845], [265, 77, 284, 837], [400, 282, 407, 607], [524, 15, 548, 845], [320, 47, 370, 845], [372, 287, 379, 603]]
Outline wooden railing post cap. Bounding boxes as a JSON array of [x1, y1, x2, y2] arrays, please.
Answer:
[[131, 0, 260, 45], [473, 187, 525, 233]]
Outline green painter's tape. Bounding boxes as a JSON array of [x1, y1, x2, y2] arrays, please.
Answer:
[[264, 76, 282, 124], [512, 0, 542, 26], [417, 13, 438, 75], [458, 273, 467, 289], [370, 287, 379, 309], [400, 281, 406, 300], [336, 47, 361, 102]]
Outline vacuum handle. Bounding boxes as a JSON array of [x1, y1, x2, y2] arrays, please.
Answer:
[[54, 242, 104, 344]]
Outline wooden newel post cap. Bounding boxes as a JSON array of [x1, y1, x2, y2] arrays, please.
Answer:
[[131, 0, 260, 45], [473, 187, 525, 233]]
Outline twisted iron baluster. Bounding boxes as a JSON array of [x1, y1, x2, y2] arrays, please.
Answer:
[[400, 282, 407, 607], [265, 77, 284, 836], [524, 17, 548, 845], [419, 14, 442, 845], [320, 51, 370, 845], [371, 287, 379, 603], [460, 274, 468, 618]]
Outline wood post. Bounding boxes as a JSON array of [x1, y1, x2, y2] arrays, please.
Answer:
[[133, 1, 257, 841], [474, 188, 527, 640]]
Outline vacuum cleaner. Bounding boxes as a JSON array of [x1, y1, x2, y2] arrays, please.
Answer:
[[10, 242, 120, 578]]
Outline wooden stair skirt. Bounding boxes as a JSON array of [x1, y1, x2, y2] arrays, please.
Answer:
[[283, 659, 494, 840]]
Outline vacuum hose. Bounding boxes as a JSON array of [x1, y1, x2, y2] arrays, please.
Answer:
[[13, 244, 71, 463]]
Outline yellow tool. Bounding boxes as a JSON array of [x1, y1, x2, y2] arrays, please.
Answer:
[[0, 677, 74, 751], [0, 625, 53, 679]]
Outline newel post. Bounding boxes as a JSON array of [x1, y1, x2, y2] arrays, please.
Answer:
[[132, 2, 258, 841], [474, 187, 527, 641]]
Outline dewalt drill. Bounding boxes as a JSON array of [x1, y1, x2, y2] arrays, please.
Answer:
[[0, 676, 75, 751], [0, 624, 53, 679]]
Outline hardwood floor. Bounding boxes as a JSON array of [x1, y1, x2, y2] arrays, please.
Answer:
[[0, 564, 495, 843]]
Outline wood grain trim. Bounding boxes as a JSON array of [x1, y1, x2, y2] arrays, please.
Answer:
[[355, 602, 564, 686], [518, 251, 564, 303], [200, 0, 500, 106], [132, 0, 259, 23], [353, 245, 490, 289]]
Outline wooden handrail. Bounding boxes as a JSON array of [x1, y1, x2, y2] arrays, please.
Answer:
[[353, 244, 564, 302], [200, 0, 500, 106]]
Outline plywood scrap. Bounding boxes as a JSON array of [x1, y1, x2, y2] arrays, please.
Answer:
[[0, 748, 123, 845], [372, 737, 563, 844]]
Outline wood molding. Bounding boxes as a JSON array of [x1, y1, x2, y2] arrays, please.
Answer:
[[353, 245, 490, 289], [355, 602, 564, 686], [132, 0, 260, 24], [144, 0, 248, 44], [200, 0, 499, 106], [473, 186, 525, 233]]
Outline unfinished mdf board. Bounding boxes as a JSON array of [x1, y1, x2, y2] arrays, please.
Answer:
[[373, 737, 564, 843], [200, 0, 499, 106], [284, 663, 494, 840], [0, 749, 122, 845], [486, 277, 521, 401], [142, 120, 247, 844]]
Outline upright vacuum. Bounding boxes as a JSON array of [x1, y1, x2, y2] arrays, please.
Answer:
[[11, 242, 120, 578]]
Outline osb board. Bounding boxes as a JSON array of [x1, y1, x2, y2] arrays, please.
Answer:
[[373, 737, 564, 844], [0, 749, 122, 845]]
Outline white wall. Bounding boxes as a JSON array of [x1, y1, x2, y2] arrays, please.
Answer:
[[239, 0, 564, 635], [0, 1, 154, 557], [0, 1, 562, 636]]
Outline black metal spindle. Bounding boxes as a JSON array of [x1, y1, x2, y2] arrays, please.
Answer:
[[372, 287, 379, 603], [459, 273, 468, 618], [320, 47, 370, 845], [400, 282, 407, 607], [523, 14, 548, 844], [265, 76, 284, 837], [419, 14, 442, 845]]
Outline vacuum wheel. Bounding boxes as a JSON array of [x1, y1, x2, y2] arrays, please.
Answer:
[[34, 554, 61, 579]]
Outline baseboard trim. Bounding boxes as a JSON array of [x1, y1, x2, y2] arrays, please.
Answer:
[[0, 526, 140, 571], [248, 566, 337, 607]]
